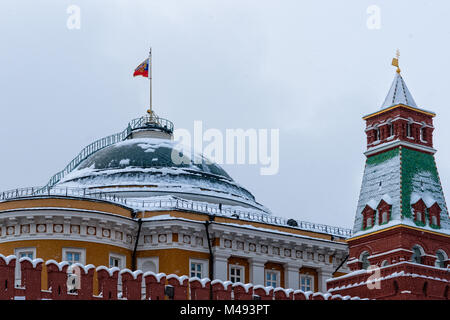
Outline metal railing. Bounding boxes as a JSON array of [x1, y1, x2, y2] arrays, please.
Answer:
[[42, 115, 174, 189], [0, 186, 353, 238]]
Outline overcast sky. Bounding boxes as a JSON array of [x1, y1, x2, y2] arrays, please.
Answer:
[[1, 0, 450, 229]]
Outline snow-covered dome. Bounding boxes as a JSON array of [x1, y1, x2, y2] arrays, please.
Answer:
[[57, 136, 267, 211]]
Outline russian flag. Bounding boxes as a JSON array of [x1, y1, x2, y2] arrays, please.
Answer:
[[133, 59, 149, 78]]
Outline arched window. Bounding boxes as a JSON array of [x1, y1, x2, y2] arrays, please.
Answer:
[[360, 251, 370, 270], [382, 212, 388, 224], [431, 215, 438, 226], [421, 126, 427, 142], [381, 260, 389, 267], [416, 211, 423, 223], [411, 245, 423, 264], [375, 127, 380, 141], [389, 122, 394, 137], [407, 122, 412, 138], [435, 250, 447, 268]]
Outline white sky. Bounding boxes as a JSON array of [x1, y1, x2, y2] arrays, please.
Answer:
[[1, 0, 450, 229]]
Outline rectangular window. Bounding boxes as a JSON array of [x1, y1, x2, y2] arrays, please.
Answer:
[[300, 274, 314, 292], [407, 123, 412, 138], [62, 248, 85, 266], [14, 248, 36, 287], [109, 254, 125, 269], [189, 259, 208, 279], [416, 212, 422, 222], [190, 262, 203, 278], [265, 270, 280, 287], [229, 265, 244, 283], [421, 127, 427, 142]]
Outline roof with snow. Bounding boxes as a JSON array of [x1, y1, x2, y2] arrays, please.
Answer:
[[381, 72, 417, 109], [352, 146, 450, 237], [363, 72, 435, 120], [57, 137, 267, 211]]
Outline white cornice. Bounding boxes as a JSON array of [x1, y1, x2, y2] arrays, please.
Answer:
[[364, 140, 436, 157]]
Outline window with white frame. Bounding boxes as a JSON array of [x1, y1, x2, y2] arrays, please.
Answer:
[[14, 247, 36, 286], [435, 250, 447, 268], [109, 253, 125, 269], [189, 259, 208, 279], [420, 126, 427, 142], [382, 211, 388, 224], [265, 270, 280, 287], [407, 122, 412, 138], [62, 248, 85, 266], [299, 274, 314, 292], [229, 264, 244, 283], [375, 127, 380, 141]]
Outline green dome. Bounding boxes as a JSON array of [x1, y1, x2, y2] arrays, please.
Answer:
[[58, 138, 259, 206], [77, 138, 232, 180]]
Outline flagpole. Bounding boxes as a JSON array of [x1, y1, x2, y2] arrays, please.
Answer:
[[148, 47, 152, 117]]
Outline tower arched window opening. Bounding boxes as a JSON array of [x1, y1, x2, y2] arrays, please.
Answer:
[[435, 250, 447, 268], [360, 251, 370, 270], [411, 245, 423, 264], [421, 126, 427, 142], [389, 123, 394, 137]]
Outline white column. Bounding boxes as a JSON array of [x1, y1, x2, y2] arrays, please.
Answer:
[[285, 263, 301, 290], [213, 254, 229, 282], [318, 268, 334, 292], [250, 258, 266, 286]]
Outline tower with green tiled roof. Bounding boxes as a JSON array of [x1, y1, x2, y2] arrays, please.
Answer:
[[352, 69, 450, 238], [327, 57, 450, 300]]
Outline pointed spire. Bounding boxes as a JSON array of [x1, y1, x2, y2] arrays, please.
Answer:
[[381, 51, 418, 109], [381, 71, 418, 110]]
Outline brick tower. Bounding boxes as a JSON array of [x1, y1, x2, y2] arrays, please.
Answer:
[[327, 59, 450, 300]]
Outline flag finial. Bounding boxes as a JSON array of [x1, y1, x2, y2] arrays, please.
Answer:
[[391, 49, 401, 74]]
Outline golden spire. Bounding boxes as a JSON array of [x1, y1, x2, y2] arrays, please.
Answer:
[[391, 49, 401, 74]]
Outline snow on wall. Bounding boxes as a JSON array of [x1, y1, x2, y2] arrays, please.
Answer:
[[353, 146, 450, 236], [353, 148, 401, 234], [0, 255, 359, 300]]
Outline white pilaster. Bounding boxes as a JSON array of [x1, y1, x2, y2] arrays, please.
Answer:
[[318, 268, 334, 292], [213, 253, 229, 282], [285, 263, 301, 290], [250, 258, 266, 286]]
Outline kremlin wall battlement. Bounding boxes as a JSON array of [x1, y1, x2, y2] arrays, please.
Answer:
[[0, 254, 363, 301]]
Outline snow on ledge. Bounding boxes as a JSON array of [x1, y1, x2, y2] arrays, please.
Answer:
[[119, 268, 143, 279], [0, 254, 16, 265], [19, 257, 44, 268], [143, 271, 166, 282], [210, 279, 232, 289], [166, 274, 189, 285], [232, 282, 253, 293], [45, 259, 70, 271], [96, 266, 120, 276], [253, 285, 274, 295], [188, 277, 211, 287]]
